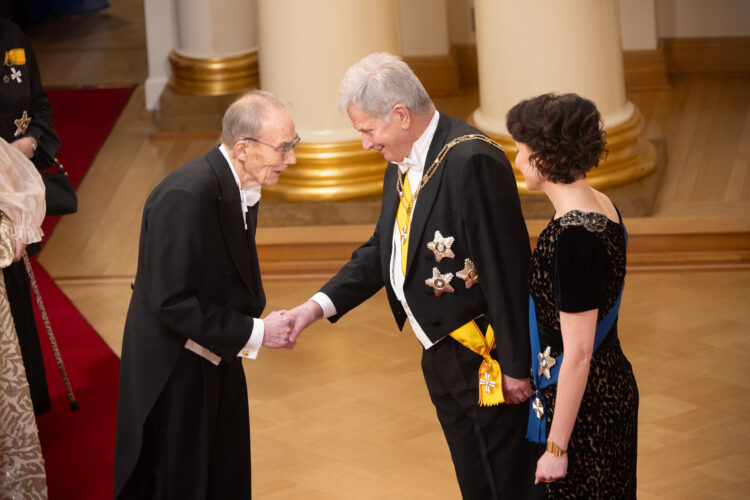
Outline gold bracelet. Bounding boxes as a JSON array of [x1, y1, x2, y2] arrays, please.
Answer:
[[546, 440, 566, 456]]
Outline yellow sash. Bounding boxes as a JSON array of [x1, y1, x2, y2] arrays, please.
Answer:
[[396, 174, 413, 275], [449, 320, 504, 406]]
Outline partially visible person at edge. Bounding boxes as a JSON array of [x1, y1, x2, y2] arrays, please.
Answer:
[[507, 93, 639, 498], [0, 17, 61, 416], [114, 90, 299, 499], [285, 52, 541, 499], [0, 137, 47, 499]]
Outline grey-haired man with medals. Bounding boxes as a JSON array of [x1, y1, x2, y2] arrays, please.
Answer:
[[286, 52, 541, 499]]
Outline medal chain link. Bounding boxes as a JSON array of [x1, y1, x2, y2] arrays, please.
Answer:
[[396, 134, 503, 218]]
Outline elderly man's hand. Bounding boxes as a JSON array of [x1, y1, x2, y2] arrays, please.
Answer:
[[286, 300, 323, 343], [262, 310, 295, 349]]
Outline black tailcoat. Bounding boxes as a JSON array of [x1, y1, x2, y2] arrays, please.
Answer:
[[0, 19, 59, 168], [321, 113, 530, 376], [114, 147, 265, 498], [320, 113, 538, 498]]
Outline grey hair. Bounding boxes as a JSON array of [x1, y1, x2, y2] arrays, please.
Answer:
[[337, 52, 433, 121], [221, 89, 289, 146]]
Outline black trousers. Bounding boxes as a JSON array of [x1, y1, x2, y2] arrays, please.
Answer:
[[2, 261, 50, 415], [119, 350, 251, 500], [422, 337, 543, 500]]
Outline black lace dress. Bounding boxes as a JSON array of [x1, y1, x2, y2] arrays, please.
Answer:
[[530, 210, 638, 499]]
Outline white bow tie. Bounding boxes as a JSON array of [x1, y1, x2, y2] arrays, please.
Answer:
[[241, 186, 262, 207], [396, 157, 419, 174]]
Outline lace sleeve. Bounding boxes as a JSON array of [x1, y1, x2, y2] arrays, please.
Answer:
[[0, 138, 45, 245]]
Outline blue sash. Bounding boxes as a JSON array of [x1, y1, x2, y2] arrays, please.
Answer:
[[525, 225, 628, 443]]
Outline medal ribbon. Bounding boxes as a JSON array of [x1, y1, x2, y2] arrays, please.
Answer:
[[449, 320, 504, 406], [396, 173, 413, 275], [4, 49, 26, 66]]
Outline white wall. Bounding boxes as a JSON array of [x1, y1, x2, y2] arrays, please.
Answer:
[[399, 0, 451, 56], [656, 0, 750, 38], [619, 0, 658, 50], [447, 0, 476, 45]]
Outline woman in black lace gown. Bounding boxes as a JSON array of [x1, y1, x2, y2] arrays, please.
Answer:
[[506, 94, 638, 498]]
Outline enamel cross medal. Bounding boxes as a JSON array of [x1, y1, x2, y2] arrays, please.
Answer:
[[400, 223, 408, 244]]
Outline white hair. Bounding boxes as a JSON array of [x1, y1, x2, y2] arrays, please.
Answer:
[[337, 52, 433, 121], [221, 89, 289, 146]]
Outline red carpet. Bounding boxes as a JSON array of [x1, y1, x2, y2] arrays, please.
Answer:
[[41, 87, 133, 238], [33, 87, 132, 499]]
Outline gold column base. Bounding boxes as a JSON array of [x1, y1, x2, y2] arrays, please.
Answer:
[[268, 105, 657, 202], [168, 50, 259, 96], [488, 106, 658, 195], [265, 141, 386, 201]]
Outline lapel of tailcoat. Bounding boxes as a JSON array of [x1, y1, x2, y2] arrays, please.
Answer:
[[206, 147, 257, 295], [380, 164, 400, 277]]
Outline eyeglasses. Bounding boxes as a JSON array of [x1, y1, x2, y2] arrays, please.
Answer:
[[238, 134, 301, 154]]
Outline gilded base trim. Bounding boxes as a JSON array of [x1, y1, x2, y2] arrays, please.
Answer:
[[168, 50, 259, 96], [490, 106, 658, 195], [267, 106, 657, 201], [265, 141, 386, 201]]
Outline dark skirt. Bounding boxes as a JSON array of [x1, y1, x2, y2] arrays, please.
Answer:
[[541, 337, 638, 499], [2, 261, 50, 415]]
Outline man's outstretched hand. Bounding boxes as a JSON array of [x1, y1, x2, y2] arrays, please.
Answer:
[[262, 310, 296, 349], [285, 300, 324, 343]]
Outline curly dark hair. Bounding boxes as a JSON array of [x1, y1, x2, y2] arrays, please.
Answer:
[[506, 93, 607, 184]]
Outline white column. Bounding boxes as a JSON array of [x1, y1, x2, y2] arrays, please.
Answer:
[[143, 0, 175, 110], [472, 0, 656, 191], [173, 0, 257, 59], [168, 0, 260, 95], [258, 0, 401, 200], [473, 0, 629, 133]]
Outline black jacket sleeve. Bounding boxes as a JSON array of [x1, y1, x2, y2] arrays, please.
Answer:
[[459, 149, 531, 378]]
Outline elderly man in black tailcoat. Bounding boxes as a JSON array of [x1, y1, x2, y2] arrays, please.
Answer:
[[114, 90, 300, 499]]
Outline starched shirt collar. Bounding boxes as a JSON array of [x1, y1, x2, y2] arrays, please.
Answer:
[[396, 110, 440, 176], [219, 144, 261, 229]]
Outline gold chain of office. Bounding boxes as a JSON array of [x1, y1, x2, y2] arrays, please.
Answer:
[[397, 133, 505, 216]]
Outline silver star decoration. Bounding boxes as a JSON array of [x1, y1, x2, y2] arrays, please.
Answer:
[[10, 67, 22, 83], [426, 230, 455, 261], [456, 258, 479, 289], [538, 345, 556, 380], [532, 397, 544, 419], [425, 267, 454, 297]]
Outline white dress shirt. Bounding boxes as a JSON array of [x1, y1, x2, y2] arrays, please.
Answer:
[[312, 111, 444, 349], [218, 144, 264, 359]]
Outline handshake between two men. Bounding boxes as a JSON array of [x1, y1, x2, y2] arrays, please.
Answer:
[[260, 300, 324, 350]]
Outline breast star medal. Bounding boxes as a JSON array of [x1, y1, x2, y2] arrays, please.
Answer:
[[13, 110, 31, 136], [538, 346, 556, 380], [426, 230, 455, 261], [10, 67, 22, 83], [425, 267, 454, 296], [532, 396, 544, 418], [456, 258, 479, 288]]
